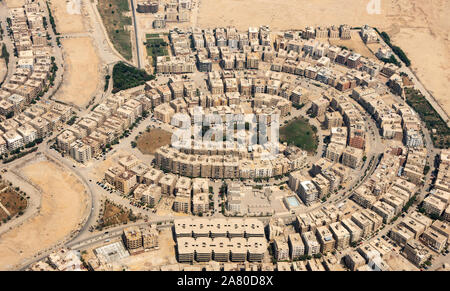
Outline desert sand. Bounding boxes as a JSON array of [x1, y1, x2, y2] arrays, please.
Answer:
[[50, 0, 86, 34], [54, 37, 100, 108], [0, 58, 7, 83], [4, 0, 25, 8], [198, 0, 450, 116], [0, 160, 89, 270], [120, 229, 176, 270], [328, 31, 376, 59]]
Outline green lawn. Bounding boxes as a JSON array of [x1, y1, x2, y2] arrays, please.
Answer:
[[97, 0, 133, 61], [145, 36, 169, 68], [280, 118, 318, 153], [405, 88, 450, 149]]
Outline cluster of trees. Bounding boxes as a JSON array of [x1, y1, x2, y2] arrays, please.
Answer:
[[66, 115, 77, 126], [45, 1, 58, 35], [112, 62, 154, 93], [104, 74, 111, 92], [3, 147, 38, 164], [381, 55, 401, 67], [378, 30, 411, 66], [49, 57, 58, 86], [1, 43, 9, 67]]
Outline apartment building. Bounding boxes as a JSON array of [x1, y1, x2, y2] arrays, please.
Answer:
[[316, 226, 335, 254], [273, 237, 289, 261], [301, 231, 320, 255], [288, 233, 305, 260]]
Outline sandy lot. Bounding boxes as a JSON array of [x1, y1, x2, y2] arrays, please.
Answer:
[[90, 148, 129, 180], [50, 0, 86, 34], [4, 0, 25, 8], [119, 229, 177, 270], [0, 160, 89, 270], [198, 0, 450, 116], [391, 28, 450, 114], [54, 37, 100, 108], [137, 129, 172, 155], [329, 31, 376, 59], [0, 58, 6, 83]]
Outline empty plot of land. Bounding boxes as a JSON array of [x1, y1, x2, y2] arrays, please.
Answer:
[[54, 37, 100, 107], [328, 31, 376, 59], [0, 190, 27, 222], [97, 0, 133, 61], [197, 0, 390, 30], [90, 148, 129, 180], [49, 0, 86, 34], [97, 200, 132, 229], [119, 229, 176, 270], [4, 0, 25, 8], [137, 129, 172, 155], [0, 160, 89, 270]]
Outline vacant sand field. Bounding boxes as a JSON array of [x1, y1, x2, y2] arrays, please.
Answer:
[[4, 0, 25, 8], [137, 129, 172, 155], [50, 0, 86, 34], [90, 148, 129, 180], [54, 37, 100, 107], [0, 160, 89, 270], [120, 229, 176, 270], [0, 58, 6, 83], [329, 31, 376, 59], [198, 0, 450, 117]]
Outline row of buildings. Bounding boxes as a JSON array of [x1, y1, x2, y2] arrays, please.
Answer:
[[174, 218, 266, 263], [154, 143, 307, 179], [421, 149, 450, 218], [103, 154, 213, 214], [0, 1, 63, 154], [1, 1, 53, 112], [56, 88, 150, 163]]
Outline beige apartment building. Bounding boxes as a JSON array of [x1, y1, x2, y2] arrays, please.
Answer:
[[123, 226, 143, 250], [273, 237, 289, 261], [316, 226, 335, 254], [288, 233, 305, 260], [341, 146, 364, 169], [329, 222, 350, 250]]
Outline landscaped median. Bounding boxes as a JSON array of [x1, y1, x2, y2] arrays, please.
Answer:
[[374, 28, 411, 67], [97, 0, 133, 61], [405, 88, 450, 149]]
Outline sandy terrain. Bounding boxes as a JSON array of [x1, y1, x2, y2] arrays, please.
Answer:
[[4, 0, 25, 8], [54, 37, 100, 108], [329, 31, 376, 59], [0, 160, 89, 270], [137, 129, 172, 155], [90, 148, 129, 180], [198, 0, 450, 116], [119, 229, 177, 270], [385, 253, 419, 271], [50, 0, 86, 34], [0, 58, 6, 83], [391, 28, 450, 114]]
